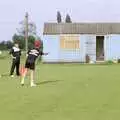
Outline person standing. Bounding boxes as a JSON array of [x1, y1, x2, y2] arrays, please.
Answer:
[[21, 41, 48, 87], [9, 43, 21, 77]]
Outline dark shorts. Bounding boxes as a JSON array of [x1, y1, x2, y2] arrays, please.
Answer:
[[25, 61, 35, 70]]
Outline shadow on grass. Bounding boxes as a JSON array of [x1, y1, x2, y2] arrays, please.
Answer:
[[36, 79, 63, 85], [0, 73, 9, 77]]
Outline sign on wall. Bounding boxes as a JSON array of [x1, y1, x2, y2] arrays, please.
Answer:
[[60, 35, 80, 49]]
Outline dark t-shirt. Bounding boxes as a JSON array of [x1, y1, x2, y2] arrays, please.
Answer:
[[26, 48, 43, 63], [9, 46, 21, 60]]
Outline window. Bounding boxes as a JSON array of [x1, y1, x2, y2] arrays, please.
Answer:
[[60, 35, 80, 49]]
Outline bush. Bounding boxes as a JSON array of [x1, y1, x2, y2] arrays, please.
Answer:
[[118, 59, 120, 63], [105, 60, 114, 64]]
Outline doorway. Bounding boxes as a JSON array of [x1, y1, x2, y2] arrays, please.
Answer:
[[96, 36, 104, 61]]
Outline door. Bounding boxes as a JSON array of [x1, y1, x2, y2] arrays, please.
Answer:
[[96, 36, 104, 61]]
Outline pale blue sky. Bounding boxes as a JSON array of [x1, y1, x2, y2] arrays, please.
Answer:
[[0, 0, 120, 41]]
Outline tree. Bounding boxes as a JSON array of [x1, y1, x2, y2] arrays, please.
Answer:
[[0, 41, 7, 50], [57, 11, 62, 23], [13, 17, 37, 50], [28, 35, 36, 49], [12, 14, 41, 51], [6, 41, 13, 49], [12, 34, 36, 50], [17, 21, 37, 36], [65, 14, 72, 23], [0, 40, 13, 50], [12, 34, 25, 49]]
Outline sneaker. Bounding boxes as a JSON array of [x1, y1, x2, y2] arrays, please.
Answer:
[[17, 74, 20, 76], [10, 75, 14, 78], [21, 83, 24, 86], [31, 83, 37, 87], [21, 80, 24, 86]]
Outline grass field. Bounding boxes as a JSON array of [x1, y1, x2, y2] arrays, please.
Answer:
[[0, 56, 120, 120]]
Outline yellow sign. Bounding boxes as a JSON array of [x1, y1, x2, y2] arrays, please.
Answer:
[[60, 35, 80, 49]]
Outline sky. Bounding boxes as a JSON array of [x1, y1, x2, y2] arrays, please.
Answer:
[[0, 0, 120, 41]]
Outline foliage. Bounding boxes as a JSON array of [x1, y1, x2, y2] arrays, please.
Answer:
[[0, 17, 42, 52], [65, 14, 72, 23], [57, 11, 62, 23], [17, 21, 37, 36], [0, 41, 13, 50], [12, 34, 25, 49], [105, 60, 114, 64]]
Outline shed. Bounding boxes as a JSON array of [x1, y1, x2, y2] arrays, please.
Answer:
[[42, 23, 120, 62]]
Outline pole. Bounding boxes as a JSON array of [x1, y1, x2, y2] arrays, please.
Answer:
[[25, 12, 28, 56]]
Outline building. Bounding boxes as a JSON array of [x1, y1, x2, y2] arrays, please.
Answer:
[[42, 23, 120, 63]]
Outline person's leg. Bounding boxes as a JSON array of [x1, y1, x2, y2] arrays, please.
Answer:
[[21, 68, 28, 85], [10, 59, 16, 77], [21, 61, 29, 85], [30, 63, 36, 87], [16, 59, 20, 76], [30, 70, 36, 87]]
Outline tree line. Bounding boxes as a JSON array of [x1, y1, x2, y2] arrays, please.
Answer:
[[0, 11, 72, 50], [57, 11, 72, 23], [0, 35, 40, 50], [0, 19, 42, 51]]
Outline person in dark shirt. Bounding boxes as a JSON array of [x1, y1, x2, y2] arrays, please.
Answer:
[[9, 43, 21, 77], [21, 41, 48, 87]]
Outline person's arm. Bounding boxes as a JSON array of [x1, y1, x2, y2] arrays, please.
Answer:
[[26, 50, 30, 57], [9, 48, 16, 59], [20, 49, 21, 56], [9, 48, 13, 55], [40, 52, 49, 56]]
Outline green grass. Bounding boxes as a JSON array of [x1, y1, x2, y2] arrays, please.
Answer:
[[0, 57, 120, 120]]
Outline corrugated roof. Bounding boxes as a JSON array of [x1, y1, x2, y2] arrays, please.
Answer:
[[43, 23, 120, 35]]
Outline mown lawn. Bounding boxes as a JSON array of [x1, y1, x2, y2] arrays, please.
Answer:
[[0, 56, 120, 120]]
